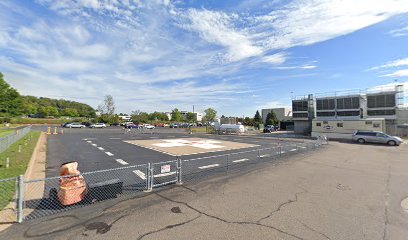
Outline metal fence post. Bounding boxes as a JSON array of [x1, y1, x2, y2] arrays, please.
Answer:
[[176, 157, 182, 185], [149, 164, 154, 191], [17, 175, 24, 223], [145, 163, 153, 192]]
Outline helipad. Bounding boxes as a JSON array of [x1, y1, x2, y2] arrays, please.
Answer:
[[124, 138, 257, 156]]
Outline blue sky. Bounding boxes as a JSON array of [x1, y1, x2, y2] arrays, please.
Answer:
[[1, 0, 408, 117]]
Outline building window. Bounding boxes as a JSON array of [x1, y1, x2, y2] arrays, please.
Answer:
[[373, 123, 380, 128], [316, 122, 321, 127], [337, 123, 343, 127], [365, 121, 372, 125]]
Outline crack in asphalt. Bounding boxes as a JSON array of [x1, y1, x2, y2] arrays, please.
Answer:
[[137, 215, 202, 240], [257, 189, 306, 223], [297, 220, 331, 240], [382, 161, 391, 240], [151, 193, 306, 240]]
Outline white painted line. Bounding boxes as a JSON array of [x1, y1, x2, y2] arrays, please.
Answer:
[[259, 154, 270, 158], [198, 164, 220, 169], [290, 149, 297, 152], [98, 147, 105, 151], [116, 159, 128, 165], [299, 146, 306, 149], [86, 141, 92, 143], [281, 151, 286, 154], [154, 172, 176, 177], [133, 170, 146, 180], [105, 152, 114, 156], [83, 138, 88, 141], [232, 158, 249, 163], [91, 143, 97, 147]]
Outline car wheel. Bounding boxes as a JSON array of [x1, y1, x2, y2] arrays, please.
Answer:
[[357, 138, 365, 144], [387, 140, 396, 146]]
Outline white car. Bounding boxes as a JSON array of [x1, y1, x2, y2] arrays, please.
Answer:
[[68, 123, 86, 128], [90, 123, 106, 128], [144, 124, 155, 129]]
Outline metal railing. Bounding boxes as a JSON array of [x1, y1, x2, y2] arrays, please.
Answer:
[[0, 126, 31, 154], [0, 141, 321, 222]]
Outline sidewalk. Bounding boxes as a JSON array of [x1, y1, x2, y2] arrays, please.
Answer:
[[1, 142, 408, 240]]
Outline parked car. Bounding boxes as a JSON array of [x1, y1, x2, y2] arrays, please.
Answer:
[[61, 122, 72, 128], [144, 124, 155, 129], [352, 130, 403, 146], [263, 125, 276, 133], [90, 123, 106, 128], [169, 123, 178, 128], [125, 123, 139, 129], [121, 121, 133, 127], [81, 122, 92, 127], [154, 123, 165, 127], [67, 123, 86, 128], [110, 122, 120, 126]]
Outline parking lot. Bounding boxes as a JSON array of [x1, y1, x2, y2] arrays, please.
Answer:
[[2, 135, 408, 240], [42, 127, 307, 177]]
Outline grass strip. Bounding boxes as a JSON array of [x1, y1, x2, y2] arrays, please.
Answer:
[[0, 131, 41, 209]]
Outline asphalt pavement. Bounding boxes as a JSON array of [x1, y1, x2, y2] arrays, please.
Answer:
[[2, 141, 408, 239]]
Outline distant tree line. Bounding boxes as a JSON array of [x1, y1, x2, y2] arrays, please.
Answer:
[[0, 72, 95, 118]]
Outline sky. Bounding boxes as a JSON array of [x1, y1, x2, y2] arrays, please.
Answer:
[[1, 0, 408, 117]]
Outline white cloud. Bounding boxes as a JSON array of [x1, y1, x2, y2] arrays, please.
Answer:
[[370, 58, 408, 70], [389, 25, 408, 37], [381, 69, 408, 77], [262, 52, 287, 65], [273, 65, 317, 70], [179, 9, 262, 61], [252, 0, 408, 50]]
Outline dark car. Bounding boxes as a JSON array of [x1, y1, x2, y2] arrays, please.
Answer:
[[110, 122, 120, 126], [81, 122, 92, 127], [125, 123, 139, 128], [61, 122, 72, 127], [263, 125, 276, 133]]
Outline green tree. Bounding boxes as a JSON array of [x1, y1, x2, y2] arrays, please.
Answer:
[[204, 108, 217, 122], [37, 106, 49, 117], [0, 73, 23, 116], [62, 108, 79, 117], [131, 110, 149, 123], [46, 106, 59, 117], [254, 110, 262, 124], [265, 111, 279, 126], [97, 95, 116, 124], [186, 112, 195, 122], [171, 108, 182, 122]]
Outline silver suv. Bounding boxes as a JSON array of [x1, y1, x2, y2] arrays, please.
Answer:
[[352, 131, 403, 146]]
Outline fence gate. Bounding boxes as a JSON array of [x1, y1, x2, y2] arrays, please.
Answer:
[[151, 160, 178, 188]]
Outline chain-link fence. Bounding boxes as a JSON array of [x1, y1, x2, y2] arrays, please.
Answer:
[[22, 164, 147, 221], [0, 177, 18, 223], [0, 126, 31, 154], [0, 140, 321, 223]]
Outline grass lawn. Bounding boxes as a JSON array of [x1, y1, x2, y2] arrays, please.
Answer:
[[0, 131, 41, 210], [190, 127, 209, 133], [0, 129, 15, 138]]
